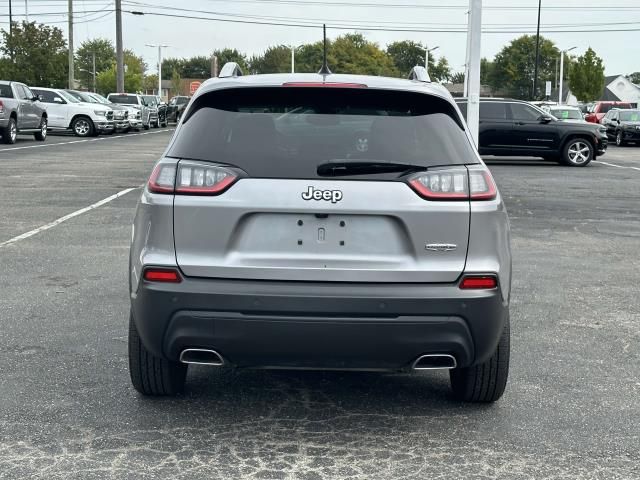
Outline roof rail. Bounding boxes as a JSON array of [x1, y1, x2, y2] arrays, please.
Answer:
[[219, 62, 243, 78], [409, 66, 431, 83]]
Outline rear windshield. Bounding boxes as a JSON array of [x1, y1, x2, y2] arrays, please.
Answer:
[[109, 95, 138, 105], [168, 87, 477, 179], [0, 84, 13, 98]]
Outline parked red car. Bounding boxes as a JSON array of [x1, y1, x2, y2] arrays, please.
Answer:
[[585, 101, 633, 124]]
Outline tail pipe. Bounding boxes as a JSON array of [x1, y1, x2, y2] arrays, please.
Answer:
[[179, 348, 224, 366], [412, 354, 457, 370]]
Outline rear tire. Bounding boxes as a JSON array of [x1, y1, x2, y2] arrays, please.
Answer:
[[128, 311, 187, 396], [3, 117, 17, 144], [34, 116, 47, 141], [450, 315, 510, 402]]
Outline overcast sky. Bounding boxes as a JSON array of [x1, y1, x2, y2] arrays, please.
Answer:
[[7, 0, 640, 77]]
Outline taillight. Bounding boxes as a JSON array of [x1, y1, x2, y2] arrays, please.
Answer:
[[459, 275, 498, 289], [409, 169, 469, 200], [147, 161, 239, 195], [468, 170, 497, 200], [0, 100, 4, 114], [408, 168, 497, 201], [143, 267, 182, 283]]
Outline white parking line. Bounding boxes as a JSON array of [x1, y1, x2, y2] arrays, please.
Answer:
[[0, 129, 172, 153], [598, 161, 640, 172], [0, 187, 140, 248]]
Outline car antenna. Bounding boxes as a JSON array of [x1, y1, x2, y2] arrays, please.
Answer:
[[318, 24, 332, 75]]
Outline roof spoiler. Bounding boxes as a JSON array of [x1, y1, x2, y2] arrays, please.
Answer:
[[219, 62, 243, 78], [409, 66, 431, 83]]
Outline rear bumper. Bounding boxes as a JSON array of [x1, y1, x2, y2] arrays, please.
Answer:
[[131, 276, 509, 371]]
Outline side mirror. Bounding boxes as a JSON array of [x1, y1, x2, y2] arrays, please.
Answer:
[[32, 95, 40, 102], [539, 115, 553, 123], [54, 97, 64, 104]]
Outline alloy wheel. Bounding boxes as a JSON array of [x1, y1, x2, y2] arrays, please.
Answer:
[[616, 132, 622, 146], [567, 141, 591, 165], [10, 121, 17, 142], [75, 119, 90, 136]]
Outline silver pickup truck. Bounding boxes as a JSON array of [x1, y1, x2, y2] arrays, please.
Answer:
[[0, 80, 48, 144]]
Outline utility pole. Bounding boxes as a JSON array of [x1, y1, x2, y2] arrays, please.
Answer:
[[146, 44, 169, 97], [9, 0, 13, 56], [68, 0, 74, 89], [211, 55, 219, 78], [291, 45, 295, 73], [466, 0, 482, 146], [532, 0, 542, 100], [92, 52, 96, 92], [25, 0, 28, 21], [115, 0, 124, 92]]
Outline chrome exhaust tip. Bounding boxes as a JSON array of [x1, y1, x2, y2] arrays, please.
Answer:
[[412, 354, 457, 370], [179, 348, 224, 366]]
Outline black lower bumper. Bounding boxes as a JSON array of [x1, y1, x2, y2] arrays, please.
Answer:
[[131, 277, 509, 370]]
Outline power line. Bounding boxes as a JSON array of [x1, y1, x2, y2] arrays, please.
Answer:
[[124, 9, 640, 34]]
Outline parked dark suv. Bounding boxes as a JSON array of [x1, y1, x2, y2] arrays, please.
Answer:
[[601, 109, 640, 146], [456, 98, 607, 166]]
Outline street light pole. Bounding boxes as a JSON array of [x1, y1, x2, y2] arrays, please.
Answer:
[[422, 45, 439, 76], [146, 44, 169, 97], [532, 0, 542, 99], [291, 45, 295, 73], [558, 46, 576, 105], [466, 0, 482, 146], [92, 52, 96, 92]]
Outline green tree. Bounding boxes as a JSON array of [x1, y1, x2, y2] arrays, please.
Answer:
[[75, 38, 115, 91], [430, 57, 451, 83], [330, 34, 398, 76], [171, 68, 182, 96], [489, 35, 559, 99], [450, 72, 465, 84], [143, 74, 158, 94], [385, 40, 450, 81], [569, 47, 605, 102], [480, 58, 493, 85], [95, 50, 145, 94], [182, 56, 210, 78], [249, 45, 291, 74], [161, 58, 184, 80], [0, 21, 68, 87]]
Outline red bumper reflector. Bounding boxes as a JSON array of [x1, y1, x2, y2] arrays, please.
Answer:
[[143, 268, 182, 283], [459, 275, 498, 289]]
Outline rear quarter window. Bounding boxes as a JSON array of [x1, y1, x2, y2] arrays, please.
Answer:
[[0, 84, 13, 98], [168, 87, 478, 180]]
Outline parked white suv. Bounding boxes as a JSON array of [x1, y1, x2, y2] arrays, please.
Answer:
[[31, 88, 114, 137]]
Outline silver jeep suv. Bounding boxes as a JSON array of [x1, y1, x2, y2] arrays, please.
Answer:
[[129, 65, 512, 402]]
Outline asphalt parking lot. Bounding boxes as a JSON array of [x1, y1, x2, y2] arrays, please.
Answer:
[[0, 131, 638, 479]]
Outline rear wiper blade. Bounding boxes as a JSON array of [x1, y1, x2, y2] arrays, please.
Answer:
[[317, 160, 427, 177]]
